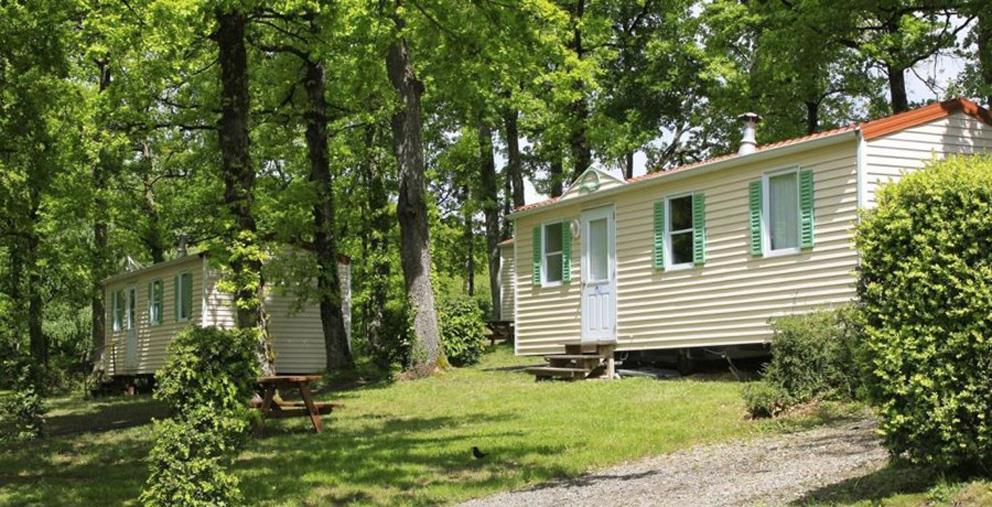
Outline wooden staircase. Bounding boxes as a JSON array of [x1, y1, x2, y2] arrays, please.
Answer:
[[526, 342, 616, 381]]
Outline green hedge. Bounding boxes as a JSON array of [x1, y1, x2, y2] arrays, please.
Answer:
[[141, 327, 259, 506], [438, 295, 487, 367], [857, 155, 992, 473]]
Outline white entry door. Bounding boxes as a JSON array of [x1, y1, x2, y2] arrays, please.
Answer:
[[580, 206, 616, 342], [125, 286, 138, 370]]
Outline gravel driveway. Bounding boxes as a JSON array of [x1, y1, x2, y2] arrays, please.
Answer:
[[461, 420, 886, 507]]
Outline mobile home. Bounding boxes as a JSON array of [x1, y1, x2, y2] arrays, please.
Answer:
[[98, 252, 351, 376], [508, 98, 992, 365]]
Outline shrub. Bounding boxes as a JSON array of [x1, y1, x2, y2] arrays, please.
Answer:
[[0, 360, 45, 443], [438, 295, 487, 367], [742, 381, 791, 418], [763, 308, 863, 403], [141, 327, 259, 507], [856, 155, 992, 473]]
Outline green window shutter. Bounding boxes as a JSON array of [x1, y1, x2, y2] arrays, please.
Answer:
[[653, 200, 665, 269], [692, 192, 706, 265], [561, 221, 571, 283], [799, 169, 815, 249], [181, 273, 193, 320], [748, 179, 763, 257], [173, 275, 180, 321], [147, 282, 153, 324], [532, 226, 542, 286]]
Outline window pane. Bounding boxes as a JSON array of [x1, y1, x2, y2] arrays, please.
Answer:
[[669, 195, 692, 231], [588, 218, 609, 281], [544, 222, 562, 253], [128, 289, 136, 329], [671, 231, 694, 265], [545, 253, 563, 283], [769, 172, 799, 250], [181, 273, 193, 319]]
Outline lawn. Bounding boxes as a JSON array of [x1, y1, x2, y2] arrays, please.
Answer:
[[2, 346, 857, 506]]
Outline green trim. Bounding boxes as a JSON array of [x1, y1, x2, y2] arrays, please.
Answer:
[[692, 192, 706, 265], [653, 200, 665, 269], [532, 226, 542, 286], [173, 275, 179, 322], [748, 180, 763, 257], [799, 169, 815, 249]]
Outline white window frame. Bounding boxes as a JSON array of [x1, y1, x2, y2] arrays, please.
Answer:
[[177, 272, 193, 322], [149, 279, 163, 326], [541, 220, 565, 287], [762, 166, 802, 257], [112, 289, 123, 332], [664, 192, 696, 270]]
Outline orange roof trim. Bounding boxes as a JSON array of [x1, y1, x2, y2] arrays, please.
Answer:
[[511, 97, 991, 215], [861, 97, 992, 140]]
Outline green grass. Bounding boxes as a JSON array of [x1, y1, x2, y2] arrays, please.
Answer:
[[796, 461, 992, 506], [0, 346, 864, 506]]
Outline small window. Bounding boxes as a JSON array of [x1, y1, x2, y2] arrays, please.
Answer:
[[112, 289, 125, 332], [148, 279, 163, 326], [543, 222, 563, 285], [666, 195, 694, 267], [766, 169, 800, 253], [176, 272, 194, 321]]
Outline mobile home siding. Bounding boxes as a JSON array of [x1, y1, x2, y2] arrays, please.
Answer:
[[514, 141, 861, 355], [864, 112, 992, 206], [104, 255, 205, 375]]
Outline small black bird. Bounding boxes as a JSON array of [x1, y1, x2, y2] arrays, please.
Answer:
[[471, 446, 488, 459]]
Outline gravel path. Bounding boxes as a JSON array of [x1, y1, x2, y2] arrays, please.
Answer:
[[461, 420, 886, 507]]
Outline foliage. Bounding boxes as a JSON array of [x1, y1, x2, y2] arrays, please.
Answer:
[[857, 155, 992, 473], [437, 295, 487, 367], [742, 381, 791, 419], [0, 361, 45, 443], [141, 327, 259, 506]]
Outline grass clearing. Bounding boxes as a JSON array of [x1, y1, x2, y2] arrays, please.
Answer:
[[2, 346, 862, 506]]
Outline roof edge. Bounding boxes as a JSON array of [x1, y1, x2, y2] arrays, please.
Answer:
[[861, 97, 992, 140]]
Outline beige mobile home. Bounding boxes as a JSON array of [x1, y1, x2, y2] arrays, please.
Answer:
[[98, 252, 351, 377], [509, 99, 992, 369]]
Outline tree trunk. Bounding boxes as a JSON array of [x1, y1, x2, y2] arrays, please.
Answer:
[[549, 156, 564, 198], [26, 200, 46, 368], [886, 63, 909, 113], [5, 226, 25, 345], [477, 121, 500, 320], [623, 151, 634, 180], [215, 9, 273, 375], [978, 10, 992, 107], [567, 0, 591, 182], [503, 109, 525, 209], [91, 60, 111, 361], [139, 150, 166, 264], [363, 125, 390, 361], [303, 54, 353, 371], [385, 19, 443, 376], [805, 100, 819, 134], [462, 185, 475, 296]]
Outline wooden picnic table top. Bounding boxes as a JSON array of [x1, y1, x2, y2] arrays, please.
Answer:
[[257, 375, 322, 384]]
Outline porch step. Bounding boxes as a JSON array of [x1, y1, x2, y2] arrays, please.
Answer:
[[528, 343, 617, 381]]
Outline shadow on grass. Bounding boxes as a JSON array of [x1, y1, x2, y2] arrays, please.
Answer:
[[237, 411, 571, 506], [792, 461, 939, 505], [45, 395, 169, 436]]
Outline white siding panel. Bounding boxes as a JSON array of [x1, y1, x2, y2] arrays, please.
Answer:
[[498, 244, 515, 320], [865, 113, 992, 206], [514, 141, 861, 355]]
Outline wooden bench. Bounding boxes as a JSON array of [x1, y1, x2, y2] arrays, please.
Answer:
[[486, 320, 514, 346], [253, 375, 338, 435]]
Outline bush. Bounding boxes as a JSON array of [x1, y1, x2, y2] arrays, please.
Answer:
[[742, 381, 791, 418], [0, 360, 45, 443], [141, 327, 259, 506], [763, 308, 863, 403], [856, 155, 992, 473], [438, 295, 487, 367]]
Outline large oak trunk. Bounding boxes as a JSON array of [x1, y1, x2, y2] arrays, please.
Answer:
[[386, 25, 443, 376], [303, 55, 353, 371], [567, 0, 591, 182], [502, 108, 524, 235], [886, 63, 908, 113], [477, 121, 500, 320], [91, 61, 111, 362], [216, 9, 274, 375]]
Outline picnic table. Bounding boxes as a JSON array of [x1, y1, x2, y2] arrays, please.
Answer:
[[252, 375, 337, 434]]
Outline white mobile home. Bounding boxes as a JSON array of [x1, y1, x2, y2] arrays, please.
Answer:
[[509, 98, 992, 358], [99, 252, 351, 376]]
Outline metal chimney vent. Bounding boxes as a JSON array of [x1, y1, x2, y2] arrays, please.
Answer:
[[737, 112, 762, 155]]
